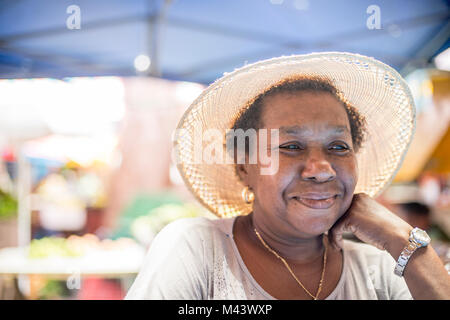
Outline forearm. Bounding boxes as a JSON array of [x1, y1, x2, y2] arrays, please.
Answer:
[[387, 231, 450, 300]]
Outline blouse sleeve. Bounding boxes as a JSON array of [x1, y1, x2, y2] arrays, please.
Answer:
[[125, 218, 209, 300]]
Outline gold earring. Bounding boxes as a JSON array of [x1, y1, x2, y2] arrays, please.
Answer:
[[242, 186, 255, 204]]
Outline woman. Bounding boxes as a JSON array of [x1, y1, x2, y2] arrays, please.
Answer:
[[126, 52, 450, 300]]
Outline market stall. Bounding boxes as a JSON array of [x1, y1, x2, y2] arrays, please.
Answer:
[[0, 76, 209, 299]]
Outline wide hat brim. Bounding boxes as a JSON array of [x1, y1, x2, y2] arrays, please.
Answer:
[[174, 52, 416, 218]]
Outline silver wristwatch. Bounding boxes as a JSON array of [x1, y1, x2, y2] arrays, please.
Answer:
[[394, 227, 431, 277]]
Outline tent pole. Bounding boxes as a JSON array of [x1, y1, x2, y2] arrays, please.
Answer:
[[17, 147, 31, 247]]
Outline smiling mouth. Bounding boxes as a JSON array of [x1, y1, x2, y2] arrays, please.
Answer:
[[293, 195, 338, 210]]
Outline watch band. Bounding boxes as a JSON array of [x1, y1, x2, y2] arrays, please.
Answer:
[[394, 241, 419, 277]]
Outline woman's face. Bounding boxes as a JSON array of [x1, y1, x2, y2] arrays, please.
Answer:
[[240, 91, 358, 238]]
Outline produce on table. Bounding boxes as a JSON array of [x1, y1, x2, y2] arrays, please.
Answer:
[[28, 234, 137, 259], [0, 189, 17, 220], [28, 237, 82, 258]]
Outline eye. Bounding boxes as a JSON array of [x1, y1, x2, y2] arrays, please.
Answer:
[[329, 142, 350, 152], [280, 143, 303, 150]]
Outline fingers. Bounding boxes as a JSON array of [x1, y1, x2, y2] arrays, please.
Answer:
[[329, 221, 358, 251], [328, 218, 347, 251], [328, 193, 363, 250]]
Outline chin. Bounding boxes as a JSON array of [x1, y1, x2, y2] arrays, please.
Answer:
[[286, 208, 341, 237]]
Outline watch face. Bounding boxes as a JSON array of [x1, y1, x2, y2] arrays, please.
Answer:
[[412, 228, 431, 246]]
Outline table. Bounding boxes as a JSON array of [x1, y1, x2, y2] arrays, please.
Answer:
[[0, 245, 146, 299]]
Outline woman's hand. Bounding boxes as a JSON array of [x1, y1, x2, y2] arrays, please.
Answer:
[[329, 193, 450, 299], [328, 193, 413, 257]]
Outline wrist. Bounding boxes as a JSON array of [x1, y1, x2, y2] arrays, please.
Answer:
[[386, 226, 413, 259]]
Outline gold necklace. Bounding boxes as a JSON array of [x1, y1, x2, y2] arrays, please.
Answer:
[[254, 228, 328, 300]]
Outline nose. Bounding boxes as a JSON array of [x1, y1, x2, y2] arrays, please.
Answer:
[[301, 149, 336, 183]]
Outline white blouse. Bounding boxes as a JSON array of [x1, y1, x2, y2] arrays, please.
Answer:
[[125, 216, 412, 300]]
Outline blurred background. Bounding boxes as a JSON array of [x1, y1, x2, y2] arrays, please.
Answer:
[[0, 0, 449, 300]]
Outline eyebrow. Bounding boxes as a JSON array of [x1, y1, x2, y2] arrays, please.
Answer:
[[279, 125, 350, 135]]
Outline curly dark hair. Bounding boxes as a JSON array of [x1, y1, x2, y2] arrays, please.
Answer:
[[227, 76, 368, 158]]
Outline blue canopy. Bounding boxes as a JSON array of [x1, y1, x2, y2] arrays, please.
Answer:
[[0, 0, 448, 84]]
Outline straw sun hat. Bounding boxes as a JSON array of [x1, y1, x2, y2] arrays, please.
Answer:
[[173, 52, 416, 218]]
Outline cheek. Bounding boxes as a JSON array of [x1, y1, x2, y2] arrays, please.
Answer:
[[252, 154, 291, 193], [343, 167, 358, 192], [348, 157, 358, 191], [337, 158, 358, 211], [254, 175, 280, 200], [252, 170, 290, 209]]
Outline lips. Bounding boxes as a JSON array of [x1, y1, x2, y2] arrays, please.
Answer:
[[290, 192, 339, 210]]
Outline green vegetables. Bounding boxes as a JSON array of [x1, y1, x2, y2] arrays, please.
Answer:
[[38, 280, 66, 300], [28, 237, 82, 259], [0, 189, 18, 220]]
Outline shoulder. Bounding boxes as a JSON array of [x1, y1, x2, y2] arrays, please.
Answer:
[[153, 216, 234, 250], [158, 216, 215, 236], [157, 216, 232, 240], [126, 217, 222, 300]]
